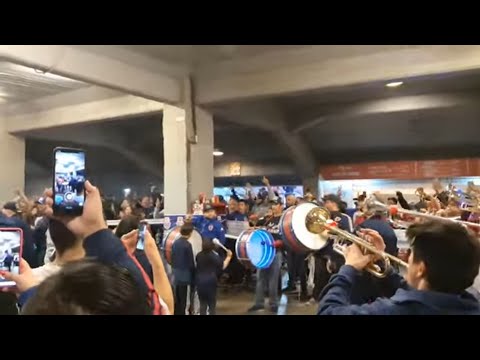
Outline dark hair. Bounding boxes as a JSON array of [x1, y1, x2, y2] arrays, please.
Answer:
[[238, 199, 247, 205], [115, 215, 140, 238], [21, 259, 150, 315], [387, 197, 398, 204], [406, 221, 480, 294], [49, 220, 79, 256], [201, 238, 215, 252], [180, 223, 194, 237]]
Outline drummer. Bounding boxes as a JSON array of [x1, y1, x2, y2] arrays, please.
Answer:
[[188, 204, 226, 246], [248, 198, 284, 314]]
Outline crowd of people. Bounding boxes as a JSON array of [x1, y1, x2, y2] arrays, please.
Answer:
[[0, 176, 479, 315]]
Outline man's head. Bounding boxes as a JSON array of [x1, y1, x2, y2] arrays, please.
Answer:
[[21, 259, 150, 315], [49, 219, 82, 257], [323, 194, 341, 213], [270, 198, 284, 216], [115, 215, 140, 239], [285, 194, 296, 208], [180, 222, 194, 238], [1, 202, 19, 218], [140, 196, 151, 209], [238, 200, 247, 214], [203, 204, 217, 220], [228, 198, 239, 213], [405, 221, 480, 294]]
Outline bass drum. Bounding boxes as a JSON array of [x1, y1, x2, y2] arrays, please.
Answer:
[[279, 202, 329, 252], [235, 229, 275, 269], [162, 226, 203, 265]]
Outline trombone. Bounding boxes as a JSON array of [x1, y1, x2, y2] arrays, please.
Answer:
[[305, 207, 408, 278], [365, 197, 480, 230]]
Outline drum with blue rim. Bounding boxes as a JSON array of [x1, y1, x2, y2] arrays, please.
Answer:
[[279, 202, 329, 252], [235, 229, 275, 269]]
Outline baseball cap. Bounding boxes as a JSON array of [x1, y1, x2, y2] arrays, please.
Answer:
[[322, 194, 342, 207]]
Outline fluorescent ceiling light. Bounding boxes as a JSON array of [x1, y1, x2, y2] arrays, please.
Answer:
[[386, 81, 403, 88], [213, 150, 224, 157]]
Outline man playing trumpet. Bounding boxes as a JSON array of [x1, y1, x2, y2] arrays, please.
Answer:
[[317, 221, 480, 315]]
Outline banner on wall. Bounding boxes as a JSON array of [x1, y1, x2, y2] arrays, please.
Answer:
[[320, 158, 480, 180]]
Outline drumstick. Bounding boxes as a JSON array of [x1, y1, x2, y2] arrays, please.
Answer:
[[212, 238, 228, 252]]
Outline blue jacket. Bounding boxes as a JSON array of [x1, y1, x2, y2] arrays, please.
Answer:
[[171, 237, 195, 285], [18, 229, 150, 307], [0, 215, 37, 268], [318, 265, 480, 315], [192, 216, 226, 245]]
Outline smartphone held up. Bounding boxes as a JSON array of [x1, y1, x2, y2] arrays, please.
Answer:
[[136, 221, 148, 251], [53, 147, 86, 216], [0, 228, 24, 288]]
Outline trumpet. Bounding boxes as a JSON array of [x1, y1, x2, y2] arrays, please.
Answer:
[[365, 197, 480, 230], [305, 207, 408, 278]]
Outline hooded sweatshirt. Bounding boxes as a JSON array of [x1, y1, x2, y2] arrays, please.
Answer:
[[318, 265, 480, 315]]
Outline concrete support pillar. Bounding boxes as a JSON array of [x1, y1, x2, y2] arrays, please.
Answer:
[[188, 107, 214, 203], [162, 105, 214, 215], [302, 175, 319, 200], [0, 123, 25, 204]]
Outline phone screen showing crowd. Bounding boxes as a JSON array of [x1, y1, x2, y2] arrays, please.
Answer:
[[0, 230, 22, 287], [54, 148, 86, 215]]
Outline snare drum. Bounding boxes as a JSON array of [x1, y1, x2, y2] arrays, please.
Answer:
[[162, 226, 203, 264], [279, 202, 329, 252], [235, 229, 275, 269]]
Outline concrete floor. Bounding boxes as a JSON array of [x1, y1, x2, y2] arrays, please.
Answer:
[[216, 287, 318, 315]]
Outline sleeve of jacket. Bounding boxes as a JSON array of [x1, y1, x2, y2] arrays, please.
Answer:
[[340, 214, 354, 233], [215, 223, 226, 245], [18, 287, 37, 308], [191, 216, 202, 228], [317, 265, 402, 315], [83, 229, 149, 296]]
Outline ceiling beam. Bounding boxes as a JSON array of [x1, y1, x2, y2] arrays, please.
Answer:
[[196, 46, 480, 105], [26, 131, 163, 179], [0, 45, 182, 104], [290, 91, 480, 133], [5, 91, 164, 134]]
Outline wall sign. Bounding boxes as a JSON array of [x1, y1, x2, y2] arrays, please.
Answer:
[[320, 158, 480, 180]]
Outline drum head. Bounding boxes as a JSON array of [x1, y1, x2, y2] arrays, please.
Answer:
[[162, 227, 202, 264], [246, 230, 275, 269], [290, 202, 329, 250], [189, 230, 203, 261]]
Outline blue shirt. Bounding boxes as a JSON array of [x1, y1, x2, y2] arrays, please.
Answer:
[[192, 216, 226, 245]]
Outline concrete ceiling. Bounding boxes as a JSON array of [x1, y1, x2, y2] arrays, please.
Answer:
[[4, 45, 480, 184], [119, 45, 309, 68], [0, 61, 88, 104]]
